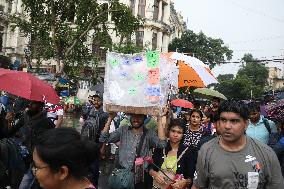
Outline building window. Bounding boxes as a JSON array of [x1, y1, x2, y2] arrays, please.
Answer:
[[130, 0, 136, 15], [153, 0, 159, 20], [161, 3, 166, 22], [136, 31, 144, 47], [152, 33, 157, 50], [138, 0, 146, 17], [0, 26, 4, 52]]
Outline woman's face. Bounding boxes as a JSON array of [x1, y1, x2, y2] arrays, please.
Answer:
[[32, 148, 61, 189], [190, 112, 202, 126], [169, 126, 184, 144]]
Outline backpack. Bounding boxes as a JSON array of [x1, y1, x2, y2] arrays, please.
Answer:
[[262, 118, 271, 134], [263, 118, 281, 146]]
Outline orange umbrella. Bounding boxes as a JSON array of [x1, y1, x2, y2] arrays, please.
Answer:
[[162, 52, 218, 88]]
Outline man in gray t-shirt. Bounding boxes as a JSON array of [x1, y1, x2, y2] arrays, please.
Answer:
[[192, 100, 284, 189]]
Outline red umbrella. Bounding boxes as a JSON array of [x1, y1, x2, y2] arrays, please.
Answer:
[[0, 69, 59, 104], [171, 99, 194, 108]]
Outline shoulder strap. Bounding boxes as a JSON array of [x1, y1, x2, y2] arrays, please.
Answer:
[[262, 118, 271, 134], [176, 147, 188, 163], [136, 129, 147, 158]]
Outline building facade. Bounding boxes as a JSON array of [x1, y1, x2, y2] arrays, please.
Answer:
[[0, 0, 185, 72], [0, 0, 28, 65]]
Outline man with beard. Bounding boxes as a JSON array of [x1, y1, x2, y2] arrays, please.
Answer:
[[192, 100, 284, 189], [6, 100, 55, 189], [80, 92, 108, 187], [100, 112, 167, 189], [208, 97, 221, 117]]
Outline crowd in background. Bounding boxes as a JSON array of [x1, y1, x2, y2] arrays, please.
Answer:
[[1, 92, 284, 189]]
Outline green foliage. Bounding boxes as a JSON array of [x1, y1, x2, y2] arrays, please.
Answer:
[[9, 0, 143, 77], [168, 30, 233, 69], [215, 54, 268, 100], [113, 41, 144, 54]]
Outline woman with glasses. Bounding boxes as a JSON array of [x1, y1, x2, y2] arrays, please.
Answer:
[[32, 127, 98, 189]]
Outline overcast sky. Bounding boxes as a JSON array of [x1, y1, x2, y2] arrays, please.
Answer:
[[173, 0, 284, 76]]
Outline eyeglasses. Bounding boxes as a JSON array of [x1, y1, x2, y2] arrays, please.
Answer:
[[31, 162, 49, 174]]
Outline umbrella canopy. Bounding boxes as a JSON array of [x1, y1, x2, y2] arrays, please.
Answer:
[[0, 69, 60, 104], [164, 52, 218, 88], [193, 88, 227, 100], [171, 99, 194, 108]]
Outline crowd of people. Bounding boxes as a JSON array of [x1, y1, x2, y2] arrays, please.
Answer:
[[1, 92, 284, 189]]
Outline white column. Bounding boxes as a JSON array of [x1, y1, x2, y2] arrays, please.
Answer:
[[158, 0, 163, 21], [11, 0, 18, 14], [163, 3, 170, 24], [162, 34, 169, 52], [157, 31, 163, 52], [16, 0, 22, 13], [143, 28, 152, 48], [134, 0, 139, 17]]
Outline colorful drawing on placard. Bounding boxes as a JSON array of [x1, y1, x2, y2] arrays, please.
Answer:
[[145, 96, 160, 104], [134, 56, 143, 63], [146, 51, 160, 68], [146, 86, 161, 96], [109, 81, 124, 100], [119, 71, 128, 78], [135, 72, 145, 81], [122, 59, 131, 65], [148, 68, 160, 85], [128, 87, 137, 95], [109, 59, 120, 67]]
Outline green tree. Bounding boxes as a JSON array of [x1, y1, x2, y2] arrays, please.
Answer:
[[215, 54, 268, 99], [238, 53, 268, 88], [168, 30, 233, 68], [9, 0, 143, 76]]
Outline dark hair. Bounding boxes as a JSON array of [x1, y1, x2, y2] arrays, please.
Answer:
[[248, 102, 260, 113], [189, 109, 203, 119], [169, 119, 186, 133], [204, 112, 213, 122], [212, 97, 221, 103], [35, 128, 98, 179], [218, 100, 249, 120]]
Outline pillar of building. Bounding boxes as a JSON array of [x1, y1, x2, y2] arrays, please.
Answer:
[[163, 3, 170, 24], [162, 33, 169, 52], [157, 31, 163, 52], [158, 0, 163, 21], [11, 0, 18, 14], [16, 0, 23, 14]]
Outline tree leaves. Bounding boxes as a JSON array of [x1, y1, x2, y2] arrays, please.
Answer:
[[9, 0, 142, 79], [214, 54, 268, 100], [168, 30, 233, 68]]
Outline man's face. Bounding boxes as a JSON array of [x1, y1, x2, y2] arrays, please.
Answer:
[[28, 102, 43, 116], [90, 96, 102, 109], [249, 111, 260, 123], [130, 114, 145, 128], [219, 112, 248, 143], [212, 99, 220, 108]]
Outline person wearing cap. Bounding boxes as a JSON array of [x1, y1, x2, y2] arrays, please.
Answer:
[[80, 92, 109, 187], [100, 111, 167, 189]]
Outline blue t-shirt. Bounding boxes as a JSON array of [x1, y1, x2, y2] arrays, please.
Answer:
[[246, 115, 277, 144]]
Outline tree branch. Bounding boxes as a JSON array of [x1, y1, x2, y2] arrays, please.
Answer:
[[64, 9, 119, 57]]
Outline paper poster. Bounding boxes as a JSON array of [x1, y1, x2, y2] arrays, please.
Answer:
[[104, 51, 174, 111]]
